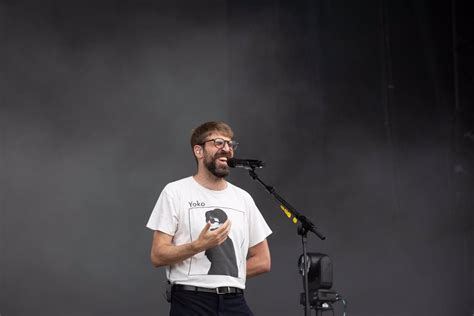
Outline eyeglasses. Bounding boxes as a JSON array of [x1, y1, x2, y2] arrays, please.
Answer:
[[200, 138, 239, 150]]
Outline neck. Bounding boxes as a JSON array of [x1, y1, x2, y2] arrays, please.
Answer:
[[193, 169, 227, 191]]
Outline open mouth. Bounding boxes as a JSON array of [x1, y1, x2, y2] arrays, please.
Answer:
[[216, 157, 229, 165]]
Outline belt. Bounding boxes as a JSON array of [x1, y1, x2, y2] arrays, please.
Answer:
[[172, 284, 244, 295]]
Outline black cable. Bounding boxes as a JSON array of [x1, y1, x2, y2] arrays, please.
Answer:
[[380, 0, 402, 222], [323, 294, 348, 316], [330, 303, 335, 316], [336, 294, 348, 316], [342, 298, 347, 316], [451, 0, 460, 117]]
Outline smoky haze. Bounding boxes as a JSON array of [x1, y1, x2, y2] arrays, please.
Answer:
[[1, 1, 472, 316]]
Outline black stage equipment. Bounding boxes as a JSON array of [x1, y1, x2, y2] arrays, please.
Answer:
[[298, 253, 333, 291], [298, 253, 341, 315]]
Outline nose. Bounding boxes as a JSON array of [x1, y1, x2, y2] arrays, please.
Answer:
[[222, 141, 232, 152]]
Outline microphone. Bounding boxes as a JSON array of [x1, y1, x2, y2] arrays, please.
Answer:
[[227, 158, 265, 169]]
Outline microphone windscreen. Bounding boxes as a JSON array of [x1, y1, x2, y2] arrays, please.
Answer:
[[227, 158, 238, 168]]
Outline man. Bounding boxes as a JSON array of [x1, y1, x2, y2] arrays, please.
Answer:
[[147, 121, 272, 316]]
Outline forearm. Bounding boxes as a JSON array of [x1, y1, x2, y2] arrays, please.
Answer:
[[246, 256, 269, 279], [151, 240, 204, 267], [246, 240, 271, 279]]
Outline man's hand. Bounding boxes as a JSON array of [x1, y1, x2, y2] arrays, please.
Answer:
[[150, 220, 231, 267], [194, 220, 231, 252]]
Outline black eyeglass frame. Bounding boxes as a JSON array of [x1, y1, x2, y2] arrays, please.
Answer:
[[199, 138, 239, 150]]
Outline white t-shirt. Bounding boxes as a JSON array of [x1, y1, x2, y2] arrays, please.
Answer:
[[146, 176, 272, 289]]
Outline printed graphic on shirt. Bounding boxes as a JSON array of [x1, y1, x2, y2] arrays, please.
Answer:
[[204, 209, 238, 277], [188, 206, 245, 279]]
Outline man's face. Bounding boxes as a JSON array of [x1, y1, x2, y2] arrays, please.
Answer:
[[201, 132, 234, 178]]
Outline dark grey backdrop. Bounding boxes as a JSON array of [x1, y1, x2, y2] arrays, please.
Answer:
[[1, 1, 472, 316]]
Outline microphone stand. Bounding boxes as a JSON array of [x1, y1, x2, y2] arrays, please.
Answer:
[[246, 168, 325, 316]]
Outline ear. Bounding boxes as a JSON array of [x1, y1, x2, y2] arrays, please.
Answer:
[[193, 145, 203, 159]]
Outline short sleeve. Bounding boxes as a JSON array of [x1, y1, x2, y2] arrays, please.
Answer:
[[146, 188, 179, 236], [247, 196, 272, 247]]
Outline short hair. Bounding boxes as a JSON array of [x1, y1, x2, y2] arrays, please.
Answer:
[[205, 208, 228, 222], [190, 121, 234, 150]]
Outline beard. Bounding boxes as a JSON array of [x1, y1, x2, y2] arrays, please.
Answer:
[[204, 151, 230, 178]]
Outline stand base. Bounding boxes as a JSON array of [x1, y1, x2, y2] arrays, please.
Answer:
[[300, 289, 338, 307]]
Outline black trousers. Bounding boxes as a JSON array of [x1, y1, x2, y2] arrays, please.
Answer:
[[170, 290, 254, 316]]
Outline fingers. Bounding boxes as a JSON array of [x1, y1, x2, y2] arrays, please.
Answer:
[[216, 219, 231, 231], [222, 220, 231, 236], [199, 220, 232, 249], [214, 220, 231, 244], [201, 221, 211, 233]]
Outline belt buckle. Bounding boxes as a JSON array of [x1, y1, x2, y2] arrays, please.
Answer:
[[216, 286, 231, 295]]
